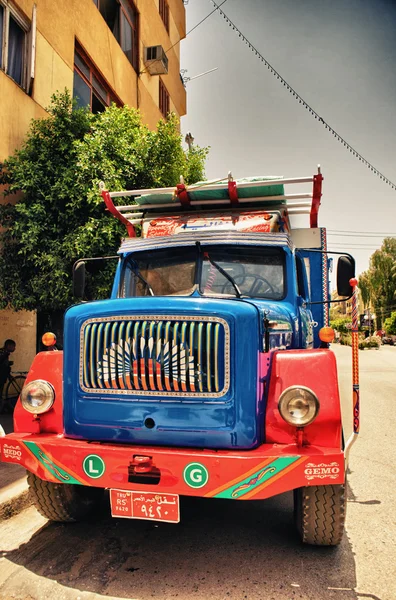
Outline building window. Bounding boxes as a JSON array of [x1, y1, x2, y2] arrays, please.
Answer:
[[159, 78, 170, 118], [0, 0, 32, 90], [94, 0, 139, 71], [73, 45, 119, 113], [159, 0, 169, 33]]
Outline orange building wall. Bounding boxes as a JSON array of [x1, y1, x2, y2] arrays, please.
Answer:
[[0, 0, 186, 371]]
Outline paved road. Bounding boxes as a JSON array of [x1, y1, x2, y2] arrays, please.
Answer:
[[0, 345, 394, 600], [0, 414, 25, 488]]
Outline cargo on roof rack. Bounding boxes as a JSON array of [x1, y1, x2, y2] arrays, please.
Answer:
[[100, 166, 323, 238]]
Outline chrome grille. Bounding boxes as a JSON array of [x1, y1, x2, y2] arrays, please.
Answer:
[[80, 316, 229, 398]]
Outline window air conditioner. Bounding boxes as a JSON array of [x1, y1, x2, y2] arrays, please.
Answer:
[[143, 46, 169, 75]]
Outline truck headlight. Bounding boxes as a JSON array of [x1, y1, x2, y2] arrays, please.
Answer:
[[278, 386, 319, 426], [20, 380, 55, 415]]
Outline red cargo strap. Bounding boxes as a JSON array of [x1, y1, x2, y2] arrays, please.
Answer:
[[228, 180, 239, 206], [176, 183, 190, 208]]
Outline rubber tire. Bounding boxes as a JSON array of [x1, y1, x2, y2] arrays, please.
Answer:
[[27, 472, 104, 522], [294, 482, 346, 546]]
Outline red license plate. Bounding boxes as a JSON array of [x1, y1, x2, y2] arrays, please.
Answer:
[[110, 489, 180, 523]]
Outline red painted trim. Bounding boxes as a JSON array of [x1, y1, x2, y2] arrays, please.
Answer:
[[13, 352, 64, 435], [0, 433, 344, 500], [101, 189, 136, 237], [265, 349, 342, 448], [310, 172, 323, 228]]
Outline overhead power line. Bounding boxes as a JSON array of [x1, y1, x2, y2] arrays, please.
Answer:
[[208, 1, 396, 192], [328, 244, 387, 249], [327, 231, 396, 237]]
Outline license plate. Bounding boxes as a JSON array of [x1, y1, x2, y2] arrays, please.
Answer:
[[110, 489, 180, 523]]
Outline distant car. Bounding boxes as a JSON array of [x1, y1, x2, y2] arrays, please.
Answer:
[[382, 336, 395, 346]]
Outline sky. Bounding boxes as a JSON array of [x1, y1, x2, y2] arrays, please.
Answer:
[[180, 0, 396, 278]]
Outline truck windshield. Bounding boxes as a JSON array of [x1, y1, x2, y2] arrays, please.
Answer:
[[120, 245, 285, 300]]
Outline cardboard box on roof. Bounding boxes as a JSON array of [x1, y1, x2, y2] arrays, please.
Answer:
[[142, 210, 290, 238]]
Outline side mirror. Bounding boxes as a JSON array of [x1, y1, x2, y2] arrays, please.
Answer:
[[73, 261, 86, 299], [337, 256, 355, 297]]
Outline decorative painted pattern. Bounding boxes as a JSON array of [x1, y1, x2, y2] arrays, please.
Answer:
[[321, 227, 329, 326], [351, 284, 360, 434], [23, 441, 83, 485], [210, 456, 302, 499]]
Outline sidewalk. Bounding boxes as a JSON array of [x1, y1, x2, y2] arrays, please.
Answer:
[[0, 413, 31, 520]]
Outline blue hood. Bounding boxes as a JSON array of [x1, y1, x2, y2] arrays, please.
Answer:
[[63, 296, 264, 450]]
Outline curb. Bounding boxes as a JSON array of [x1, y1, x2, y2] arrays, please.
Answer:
[[0, 478, 32, 521]]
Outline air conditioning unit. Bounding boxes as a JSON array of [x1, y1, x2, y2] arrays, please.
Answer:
[[143, 45, 169, 75]]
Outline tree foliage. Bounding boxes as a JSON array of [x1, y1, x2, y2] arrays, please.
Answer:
[[0, 91, 209, 311], [384, 312, 396, 335], [329, 317, 351, 334], [358, 238, 396, 327]]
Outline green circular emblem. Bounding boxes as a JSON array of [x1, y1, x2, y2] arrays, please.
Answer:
[[83, 454, 106, 479], [183, 462, 209, 489]]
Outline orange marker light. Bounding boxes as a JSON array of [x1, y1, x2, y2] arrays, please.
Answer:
[[319, 327, 335, 343], [42, 332, 57, 347]]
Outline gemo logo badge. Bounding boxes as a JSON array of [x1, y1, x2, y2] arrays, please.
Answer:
[[183, 462, 209, 488]]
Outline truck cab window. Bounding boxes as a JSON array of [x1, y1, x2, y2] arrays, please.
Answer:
[[201, 246, 285, 300], [120, 245, 285, 299], [121, 247, 196, 297], [296, 255, 309, 300]]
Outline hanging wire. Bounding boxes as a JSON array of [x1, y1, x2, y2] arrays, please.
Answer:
[[208, 1, 396, 192]]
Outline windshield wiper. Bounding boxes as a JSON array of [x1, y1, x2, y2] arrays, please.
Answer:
[[131, 266, 155, 296], [204, 252, 242, 298]]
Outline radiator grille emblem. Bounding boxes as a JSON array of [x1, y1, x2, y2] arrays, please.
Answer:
[[80, 316, 229, 398]]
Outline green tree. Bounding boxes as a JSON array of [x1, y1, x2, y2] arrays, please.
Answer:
[[330, 317, 351, 334], [357, 272, 371, 310], [0, 92, 208, 312], [384, 312, 396, 335], [358, 238, 396, 328]]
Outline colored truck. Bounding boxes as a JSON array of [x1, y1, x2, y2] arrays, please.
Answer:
[[0, 168, 359, 545]]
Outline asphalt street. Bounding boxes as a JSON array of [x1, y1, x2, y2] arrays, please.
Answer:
[[0, 344, 394, 600]]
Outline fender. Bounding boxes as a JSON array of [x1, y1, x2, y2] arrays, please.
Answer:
[[14, 352, 64, 434], [265, 349, 342, 448]]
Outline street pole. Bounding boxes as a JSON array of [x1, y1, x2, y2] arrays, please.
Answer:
[[185, 132, 194, 151]]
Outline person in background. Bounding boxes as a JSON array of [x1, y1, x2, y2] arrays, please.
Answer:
[[0, 339, 16, 398]]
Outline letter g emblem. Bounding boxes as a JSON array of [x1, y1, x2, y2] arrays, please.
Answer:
[[183, 462, 209, 488]]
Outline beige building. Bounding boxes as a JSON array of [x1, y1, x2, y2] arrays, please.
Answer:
[[0, 0, 186, 371]]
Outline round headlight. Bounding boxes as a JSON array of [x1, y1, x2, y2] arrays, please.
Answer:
[[20, 380, 55, 415], [278, 386, 319, 427]]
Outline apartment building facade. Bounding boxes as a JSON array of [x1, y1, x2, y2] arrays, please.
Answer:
[[0, 0, 186, 371]]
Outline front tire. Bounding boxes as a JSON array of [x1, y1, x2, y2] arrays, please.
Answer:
[[294, 482, 346, 546], [27, 472, 104, 522]]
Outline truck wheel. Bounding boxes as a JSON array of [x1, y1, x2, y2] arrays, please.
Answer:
[[27, 472, 104, 522], [294, 482, 346, 546]]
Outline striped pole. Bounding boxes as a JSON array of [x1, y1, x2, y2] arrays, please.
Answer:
[[345, 277, 359, 465], [350, 278, 360, 434]]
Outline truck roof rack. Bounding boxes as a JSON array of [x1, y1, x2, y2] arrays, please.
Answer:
[[101, 166, 323, 237]]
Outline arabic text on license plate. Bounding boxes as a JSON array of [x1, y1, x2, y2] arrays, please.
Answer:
[[110, 490, 180, 523]]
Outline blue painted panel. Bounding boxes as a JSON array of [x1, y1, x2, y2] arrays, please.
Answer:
[[64, 297, 261, 449], [299, 250, 326, 347]]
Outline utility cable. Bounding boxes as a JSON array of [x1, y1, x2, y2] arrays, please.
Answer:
[[327, 230, 396, 237], [209, 0, 396, 192]]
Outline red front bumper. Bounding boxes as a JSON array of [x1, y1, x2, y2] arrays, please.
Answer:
[[0, 433, 344, 500]]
